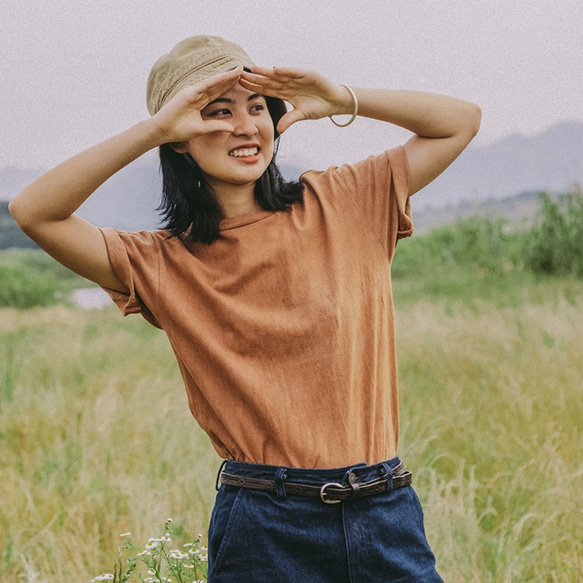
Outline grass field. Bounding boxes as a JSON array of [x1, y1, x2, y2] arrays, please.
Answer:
[[1, 264, 582, 581]]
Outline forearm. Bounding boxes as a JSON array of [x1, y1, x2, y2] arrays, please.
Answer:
[[9, 118, 164, 229], [343, 87, 481, 140]]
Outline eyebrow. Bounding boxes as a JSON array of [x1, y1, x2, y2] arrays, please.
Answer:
[[207, 93, 262, 106]]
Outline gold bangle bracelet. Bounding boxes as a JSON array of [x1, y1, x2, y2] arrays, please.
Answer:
[[329, 84, 359, 127]]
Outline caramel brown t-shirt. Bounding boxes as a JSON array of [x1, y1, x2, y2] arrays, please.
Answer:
[[100, 146, 412, 468]]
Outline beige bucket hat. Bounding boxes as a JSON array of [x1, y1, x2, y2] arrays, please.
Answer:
[[146, 35, 255, 115]]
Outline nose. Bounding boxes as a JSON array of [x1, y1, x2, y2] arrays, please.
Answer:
[[232, 112, 258, 136]]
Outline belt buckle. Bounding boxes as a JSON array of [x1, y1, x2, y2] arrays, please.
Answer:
[[319, 482, 344, 504]]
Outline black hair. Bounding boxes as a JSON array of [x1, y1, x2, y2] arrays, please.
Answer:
[[158, 94, 304, 245]]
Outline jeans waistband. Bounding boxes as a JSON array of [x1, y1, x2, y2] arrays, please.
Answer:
[[217, 457, 403, 490]]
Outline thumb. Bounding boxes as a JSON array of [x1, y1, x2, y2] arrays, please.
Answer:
[[277, 108, 306, 134]]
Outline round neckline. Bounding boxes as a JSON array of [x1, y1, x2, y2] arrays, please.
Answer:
[[219, 209, 276, 231]]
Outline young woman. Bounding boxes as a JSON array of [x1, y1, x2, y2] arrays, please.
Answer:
[[10, 35, 481, 582]]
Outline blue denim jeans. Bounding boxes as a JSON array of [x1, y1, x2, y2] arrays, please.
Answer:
[[207, 457, 443, 582]]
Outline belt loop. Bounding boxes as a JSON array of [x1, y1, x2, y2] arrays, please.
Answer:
[[215, 459, 228, 491], [341, 467, 360, 500], [380, 461, 394, 491], [275, 467, 288, 499]]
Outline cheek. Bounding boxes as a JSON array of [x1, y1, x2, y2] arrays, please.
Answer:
[[187, 136, 222, 165], [262, 125, 276, 158]]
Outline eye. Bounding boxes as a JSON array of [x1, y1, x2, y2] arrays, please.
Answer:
[[250, 102, 266, 114], [206, 108, 231, 118]]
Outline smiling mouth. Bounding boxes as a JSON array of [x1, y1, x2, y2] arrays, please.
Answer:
[[228, 147, 259, 158]]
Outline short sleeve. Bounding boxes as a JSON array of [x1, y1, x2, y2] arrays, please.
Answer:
[[301, 145, 413, 260], [99, 227, 162, 328]]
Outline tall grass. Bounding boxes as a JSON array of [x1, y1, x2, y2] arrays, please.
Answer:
[[1, 276, 581, 581], [2, 194, 582, 580], [396, 286, 582, 581], [0, 309, 220, 582]]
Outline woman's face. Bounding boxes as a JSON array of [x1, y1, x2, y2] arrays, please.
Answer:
[[180, 84, 275, 195]]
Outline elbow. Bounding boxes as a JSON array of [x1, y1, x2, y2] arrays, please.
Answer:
[[8, 196, 26, 228], [466, 102, 482, 139], [9, 194, 37, 234]]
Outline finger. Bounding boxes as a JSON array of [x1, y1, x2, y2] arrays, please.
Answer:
[[239, 74, 288, 100], [186, 67, 243, 105], [250, 65, 305, 80], [240, 71, 285, 92], [199, 119, 235, 134]]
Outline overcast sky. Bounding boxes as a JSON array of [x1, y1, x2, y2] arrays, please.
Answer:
[[1, 0, 581, 172]]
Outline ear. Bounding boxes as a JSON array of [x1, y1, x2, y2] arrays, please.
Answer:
[[169, 142, 189, 154]]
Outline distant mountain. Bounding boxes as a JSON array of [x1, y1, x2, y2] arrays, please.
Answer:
[[76, 160, 164, 231], [413, 121, 583, 211], [0, 159, 305, 232], [1, 121, 582, 232], [411, 190, 558, 233]]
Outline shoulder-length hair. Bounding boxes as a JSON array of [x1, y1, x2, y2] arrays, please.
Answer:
[[157, 95, 304, 245]]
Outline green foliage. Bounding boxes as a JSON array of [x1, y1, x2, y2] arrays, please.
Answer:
[[522, 192, 583, 276], [92, 519, 208, 583], [2, 283, 582, 581], [393, 215, 521, 279], [393, 192, 583, 300], [0, 249, 87, 308]]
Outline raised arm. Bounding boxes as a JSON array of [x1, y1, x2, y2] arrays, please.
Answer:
[[9, 121, 163, 293], [240, 67, 481, 195], [356, 88, 481, 194], [9, 68, 243, 292]]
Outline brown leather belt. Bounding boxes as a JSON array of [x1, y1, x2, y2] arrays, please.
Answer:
[[220, 462, 412, 504]]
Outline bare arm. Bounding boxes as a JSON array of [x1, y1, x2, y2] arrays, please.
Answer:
[[9, 68, 243, 292], [356, 88, 481, 195], [10, 121, 165, 292], [240, 67, 481, 195]]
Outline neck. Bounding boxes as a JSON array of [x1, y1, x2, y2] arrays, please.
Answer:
[[213, 182, 260, 218]]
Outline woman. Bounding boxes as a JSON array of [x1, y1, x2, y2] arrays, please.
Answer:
[[10, 35, 480, 582]]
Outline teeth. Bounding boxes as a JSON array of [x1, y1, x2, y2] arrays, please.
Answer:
[[229, 148, 258, 157]]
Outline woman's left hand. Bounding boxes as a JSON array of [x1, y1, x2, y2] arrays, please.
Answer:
[[240, 66, 353, 133]]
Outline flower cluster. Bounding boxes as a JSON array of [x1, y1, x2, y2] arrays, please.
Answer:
[[91, 519, 208, 583]]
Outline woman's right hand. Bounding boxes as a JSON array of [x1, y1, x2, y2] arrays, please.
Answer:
[[150, 68, 243, 144]]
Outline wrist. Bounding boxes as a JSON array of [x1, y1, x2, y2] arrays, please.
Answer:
[[137, 118, 171, 149], [329, 85, 358, 127], [331, 84, 357, 116]]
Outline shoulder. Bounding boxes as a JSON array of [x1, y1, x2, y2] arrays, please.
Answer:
[[300, 147, 408, 196], [99, 227, 173, 248], [98, 228, 189, 264]]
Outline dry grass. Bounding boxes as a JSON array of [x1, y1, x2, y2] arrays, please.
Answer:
[[397, 287, 583, 581], [1, 278, 582, 581]]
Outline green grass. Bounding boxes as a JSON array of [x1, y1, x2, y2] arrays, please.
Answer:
[[2, 201, 583, 582], [394, 280, 582, 581], [1, 273, 581, 581]]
